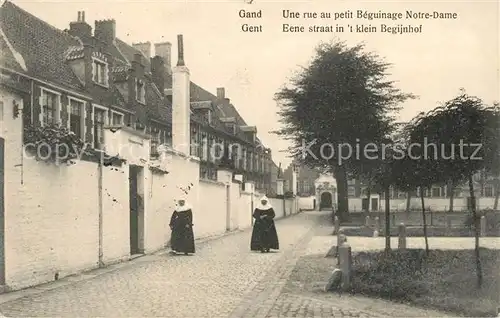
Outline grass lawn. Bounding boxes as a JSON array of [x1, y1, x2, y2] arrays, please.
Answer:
[[351, 248, 500, 317]]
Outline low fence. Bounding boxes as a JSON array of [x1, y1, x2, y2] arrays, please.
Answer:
[[340, 210, 500, 237], [344, 210, 500, 228]]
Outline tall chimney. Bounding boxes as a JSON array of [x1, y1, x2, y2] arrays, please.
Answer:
[[69, 11, 92, 39], [154, 42, 172, 74], [94, 19, 116, 45], [132, 42, 151, 60], [216, 87, 225, 99], [177, 35, 185, 66], [172, 34, 190, 155], [150, 56, 166, 93]]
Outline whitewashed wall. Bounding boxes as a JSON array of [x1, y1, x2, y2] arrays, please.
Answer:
[[298, 196, 315, 210], [1, 95, 299, 292]]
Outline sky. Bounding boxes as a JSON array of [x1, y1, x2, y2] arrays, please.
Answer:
[[9, 0, 499, 168]]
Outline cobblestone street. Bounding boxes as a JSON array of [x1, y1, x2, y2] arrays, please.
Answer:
[[0, 211, 449, 317]]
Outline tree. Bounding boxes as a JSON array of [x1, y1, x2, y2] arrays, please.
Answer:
[[403, 110, 450, 255], [273, 41, 415, 221], [370, 140, 401, 252], [412, 92, 499, 287], [482, 105, 500, 209]]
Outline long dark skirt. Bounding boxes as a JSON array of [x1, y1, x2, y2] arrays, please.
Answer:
[[250, 220, 279, 251], [170, 225, 195, 253]]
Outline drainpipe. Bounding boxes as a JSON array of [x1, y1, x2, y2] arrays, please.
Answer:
[[250, 182, 254, 226], [97, 151, 104, 267]]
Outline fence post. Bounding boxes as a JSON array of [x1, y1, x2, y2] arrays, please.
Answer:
[[334, 216, 340, 235], [365, 215, 370, 227], [338, 245, 352, 291], [446, 214, 452, 236], [336, 229, 346, 263], [373, 216, 380, 237], [398, 223, 406, 249], [480, 216, 486, 237]]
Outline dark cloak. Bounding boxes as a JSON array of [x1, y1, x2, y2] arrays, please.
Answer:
[[169, 208, 195, 254], [250, 208, 279, 251]]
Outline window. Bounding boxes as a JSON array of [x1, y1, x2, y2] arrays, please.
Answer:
[[200, 166, 208, 179], [348, 186, 355, 197], [92, 59, 108, 86], [432, 187, 441, 197], [201, 133, 208, 161], [484, 186, 493, 197], [93, 106, 108, 149], [150, 127, 160, 156], [110, 111, 124, 126], [207, 110, 212, 125], [303, 182, 310, 193], [209, 168, 217, 180], [41, 89, 60, 126], [136, 79, 146, 104], [68, 98, 85, 139]]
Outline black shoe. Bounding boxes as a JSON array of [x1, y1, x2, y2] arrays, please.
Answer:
[[184, 252, 189, 255]]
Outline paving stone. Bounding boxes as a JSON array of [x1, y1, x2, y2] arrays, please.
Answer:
[[0, 211, 454, 317]]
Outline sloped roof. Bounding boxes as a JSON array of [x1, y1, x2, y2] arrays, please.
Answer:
[[0, 30, 24, 72], [0, 1, 269, 151], [0, 1, 85, 92]]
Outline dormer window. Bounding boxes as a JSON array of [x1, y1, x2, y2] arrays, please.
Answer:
[[136, 78, 146, 104], [92, 58, 108, 87]]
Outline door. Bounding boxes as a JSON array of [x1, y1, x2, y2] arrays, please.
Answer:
[[0, 138, 4, 284], [320, 192, 332, 210], [129, 166, 139, 254], [371, 198, 379, 211], [362, 198, 369, 211]]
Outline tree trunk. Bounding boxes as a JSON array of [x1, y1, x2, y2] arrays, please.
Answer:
[[448, 180, 455, 213], [366, 181, 372, 213], [384, 186, 391, 253], [494, 178, 500, 210], [405, 191, 412, 213], [420, 187, 429, 256], [334, 165, 349, 222], [468, 173, 483, 287]]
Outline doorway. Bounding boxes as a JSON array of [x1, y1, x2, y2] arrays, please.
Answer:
[[320, 192, 332, 210], [0, 138, 4, 284], [129, 165, 144, 255]]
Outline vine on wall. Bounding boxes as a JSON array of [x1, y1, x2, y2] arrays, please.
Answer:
[[23, 123, 91, 164]]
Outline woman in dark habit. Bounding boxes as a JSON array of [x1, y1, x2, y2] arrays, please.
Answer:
[[169, 198, 195, 255], [251, 196, 279, 253]]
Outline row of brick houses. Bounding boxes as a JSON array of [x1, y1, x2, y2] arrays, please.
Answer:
[[0, 1, 276, 191], [0, 1, 293, 290]]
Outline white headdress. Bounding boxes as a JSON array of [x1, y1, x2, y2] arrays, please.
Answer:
[[256, 195, 272, 210], [175, 196, 191, 212]]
